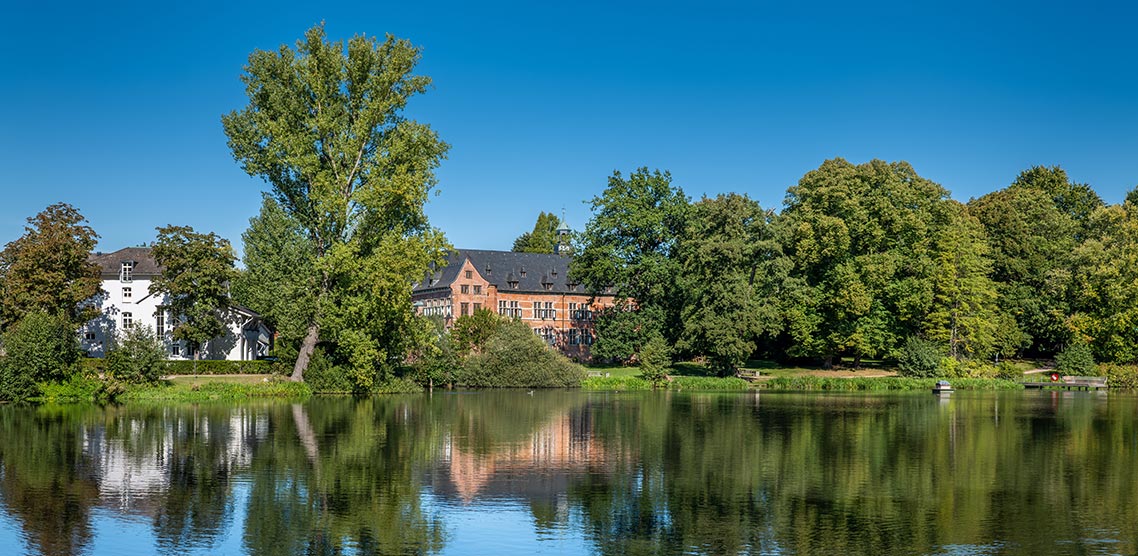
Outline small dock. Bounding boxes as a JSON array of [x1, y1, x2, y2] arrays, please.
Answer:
[[1023, 376, 1108, 390]]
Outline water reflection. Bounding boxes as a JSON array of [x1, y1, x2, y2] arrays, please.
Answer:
[[0, 391, 1136, 555]]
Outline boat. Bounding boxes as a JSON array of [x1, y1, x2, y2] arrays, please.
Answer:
[[932, 380, 954, 394]]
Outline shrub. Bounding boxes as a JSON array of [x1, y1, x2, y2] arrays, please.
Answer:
[[0, 312, 80, 401], [1097, 363, 1138, 389], [1056, 341, 1096, 376], [996, 361, 1022, 380], [302, 347, 355, 393], [459, 319, 586, 388], [38, 374, 105, 403], [105, 326, 166, 384], [638, 335, 672, 387], [161, 359, 275, 375], [897, 337, 942, 378]]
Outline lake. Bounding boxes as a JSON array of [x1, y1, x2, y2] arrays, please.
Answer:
[[1, 390, 1136, 555]]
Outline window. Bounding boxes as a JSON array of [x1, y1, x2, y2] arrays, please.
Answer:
[[568, 329, 579, 345], [461, 302, 469, 316], [533, 301, 541, 319], [465, 270, 473, 279], [122, 312, 133, 329], [461, 284, 470, 294], [499, 300, 508, 315], [122, 287, 132, 301], [120, 261, 134, 282], [473, 285, 482, 295], [172, 343, 181, 356], [156, 311, 165, 339], [84, 331, 96, 342], [545, 302, 555, 320], [473, 302, 481, 312]]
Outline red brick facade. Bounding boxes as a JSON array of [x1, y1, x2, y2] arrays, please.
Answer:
[[413, 251, 615, 361]]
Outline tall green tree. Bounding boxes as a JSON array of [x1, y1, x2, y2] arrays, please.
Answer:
[[231, 196, 318, 358], [150, 225, 238, 360], [222, 24, 449, 382], [781, 159, 950, 367], [0, 203, 102, 331], [570, 168, 689, 360], [512, 212, 563, 253], [675, 194, 787, 374], [923, 202, 1005, 360], [1066, 202, 1138, 362], [968, 166, 1097, 355]]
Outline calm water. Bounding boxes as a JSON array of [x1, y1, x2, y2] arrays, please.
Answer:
[[1, 390, 1136, 555]]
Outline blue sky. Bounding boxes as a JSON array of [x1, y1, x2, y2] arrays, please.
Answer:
[[3, 0, 1136, 254]]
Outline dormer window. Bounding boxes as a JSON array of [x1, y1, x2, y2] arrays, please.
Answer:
[[508, 280, 519, 289], [121, 261, 134, 282], [519, 267, 527, 278]]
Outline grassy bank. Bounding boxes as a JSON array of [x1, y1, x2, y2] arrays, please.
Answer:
[[761, 376, 1023, 391], [582, 375, 751, 391], [121, 378, 312, 402]]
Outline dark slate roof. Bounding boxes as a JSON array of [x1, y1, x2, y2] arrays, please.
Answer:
[[89, 247, 161, 277], [414, 249, 589, 294]]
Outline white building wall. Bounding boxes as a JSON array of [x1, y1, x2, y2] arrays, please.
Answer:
[[81, 274, 269, 361]]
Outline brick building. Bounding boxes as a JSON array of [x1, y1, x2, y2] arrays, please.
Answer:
[[412, 249, 615, 360]]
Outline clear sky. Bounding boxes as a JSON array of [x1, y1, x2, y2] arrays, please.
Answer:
[[3, 0, 1136, 255]]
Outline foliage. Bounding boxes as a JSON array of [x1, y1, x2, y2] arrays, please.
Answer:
[[761, 376, 1021, 391], [223, 24, 449, 382], [36, 374, 106, 403], [408, 315, 460, 388], [924, 203, 1002, 360], [781, 159, 951, 367], [580, 375, 654, 391], [996, 361, 1022, 380], [459, 319, 586, 388], [232, 196, 318, 349], [580, 374, 749, 391], [638, 335, 672, 386], [571, 167, 689, 351], [589, 302, 664, 362], [120, 379, 312, 402], [897, 337, 943, 378], [1055, 341, 1096, 376], [105, 325, 166, 384], [450, 309, 504, 356], [512, 211, 563, 253], [0, 203, 102, 331], [675, 193, 787, 374], [151, 225, 238, 358], [1096, 363, 1138, 389], [0, 311, 81, 401]]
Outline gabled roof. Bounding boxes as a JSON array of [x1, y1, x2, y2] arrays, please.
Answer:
[[89, 247, 161, 277], [414, 249, 590, 294]]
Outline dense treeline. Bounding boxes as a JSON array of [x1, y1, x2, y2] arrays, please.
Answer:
[[571, 160, 1136, 375]]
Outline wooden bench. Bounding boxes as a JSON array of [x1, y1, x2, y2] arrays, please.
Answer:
[[736, 370, 761, 381]]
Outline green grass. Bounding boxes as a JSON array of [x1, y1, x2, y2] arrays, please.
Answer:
[[122, 379, 312, 402], [762, 376, 1023, 391], [582, 373, 751, 392]]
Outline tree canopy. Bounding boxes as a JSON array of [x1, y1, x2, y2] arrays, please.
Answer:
[[150, 225, 238, 359], [512, 212, 563, 253], [223, 24, 449, 383], [0, 203, 102, 331]]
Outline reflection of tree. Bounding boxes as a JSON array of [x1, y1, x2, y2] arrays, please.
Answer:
[[570, 392, 1138, 555], [243, 398, 445, 556], [0, 405, 99, 556]]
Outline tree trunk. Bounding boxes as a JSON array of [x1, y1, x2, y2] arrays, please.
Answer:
[[291, 321, 320, 382]]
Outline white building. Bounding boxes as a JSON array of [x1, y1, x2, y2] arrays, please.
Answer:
[[80, 247, 271, 361]]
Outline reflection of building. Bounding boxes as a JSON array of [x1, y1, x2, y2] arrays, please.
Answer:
[[412, 249, 616, 360], [81, 247, 271, 360], [439, 411, 611, 504]]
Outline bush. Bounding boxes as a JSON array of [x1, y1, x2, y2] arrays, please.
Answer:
[[1056, 341, 1096, 375], [302, 347, 355, 393], [1097, 364, 1138, 389], [105, 326, 166, 384], [161, 359, 276, 375], [38, 374, 106, 403], [638, 336, 672, 386], [897, 337, 943, 378], [0, 311, 80, 401], [459, 319, 586, 388], [996, 361, 1022, 380]]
